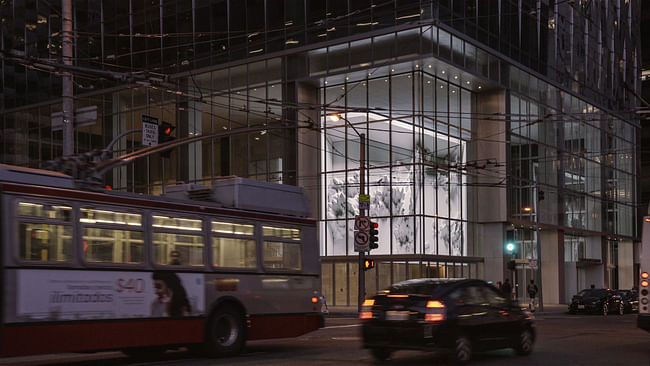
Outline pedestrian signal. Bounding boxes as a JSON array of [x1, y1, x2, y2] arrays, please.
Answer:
[[364, 259, 375, 270]]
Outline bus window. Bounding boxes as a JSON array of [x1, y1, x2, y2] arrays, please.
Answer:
[[152, 215, 204, 266], [17, 202, 73, 262], [153, 233, 204, 266], [17, 202, 72, 221], [212, 221, 254, 235], [213, 237, 256, 268], [81, 208, 144, 264], [262, 226, 300, 240], [263, 241, 302, 270], [19, 223, 72, 261]]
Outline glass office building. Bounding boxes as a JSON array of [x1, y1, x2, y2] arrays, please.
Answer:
[[0, 1, 641, 305]]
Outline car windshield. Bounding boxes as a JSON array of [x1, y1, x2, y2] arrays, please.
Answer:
[[578, 289, 607, 297]]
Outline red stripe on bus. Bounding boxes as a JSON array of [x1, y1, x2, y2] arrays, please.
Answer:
[[0, 183, 316, 225], [1, 313, 320, 357], [1, 318, 204, 357], [248, 313, 321, 340]]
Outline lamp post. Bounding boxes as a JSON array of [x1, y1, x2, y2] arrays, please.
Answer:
[[535, 183, 544, 312], [329, 113, 367, 312]]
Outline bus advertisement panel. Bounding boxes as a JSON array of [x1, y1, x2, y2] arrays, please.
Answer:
[[11, 269, 205, 322]]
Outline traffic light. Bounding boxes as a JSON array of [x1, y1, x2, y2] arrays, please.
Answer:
[[158, 121, 176, 158], [507, 260, 516, 270], [369, 221, 379, 250], [505, 229, 516, 254], [538, 190, 545, 201], [364, 258, 375, 270]]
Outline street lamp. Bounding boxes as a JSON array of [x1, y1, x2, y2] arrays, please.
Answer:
[[328, 113, 368, 312]]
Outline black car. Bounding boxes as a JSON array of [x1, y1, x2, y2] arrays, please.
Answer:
[[361, 278, 535, 364], [615, 289, 639, 313], [568, 288, 624, 315]]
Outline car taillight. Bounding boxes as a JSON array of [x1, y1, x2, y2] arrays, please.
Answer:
[[424, 300, 446, 323], [360, 299, 375, 319]]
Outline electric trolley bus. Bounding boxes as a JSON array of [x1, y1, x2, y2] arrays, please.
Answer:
[[0, 164, 322, 357], [638, 210, 650, 332]]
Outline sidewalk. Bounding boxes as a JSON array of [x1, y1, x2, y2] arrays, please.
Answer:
[[326, 303, 568, 318]]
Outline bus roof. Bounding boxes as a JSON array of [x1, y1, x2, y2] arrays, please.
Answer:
[[0, 164, 313, 220]]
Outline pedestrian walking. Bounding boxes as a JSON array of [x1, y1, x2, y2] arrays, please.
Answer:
[[527, 280, 539, 312], [502, 278, 512, 300]]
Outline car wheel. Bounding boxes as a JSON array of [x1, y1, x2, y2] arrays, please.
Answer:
[[449, 335, 472, 364], [602, 304, 608, 316], [514, 328, 534, 356], [618, 304, 625, 315], [205, 305, 246, 357], [370, 348, 392, 362]]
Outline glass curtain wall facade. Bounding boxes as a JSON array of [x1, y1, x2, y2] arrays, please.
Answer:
[[0, 1, 641, 306]]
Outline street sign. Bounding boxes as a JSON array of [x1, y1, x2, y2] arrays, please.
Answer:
[[359, 194, 370, 202], [141, 115, 159, 146], [354, 215, 371, 231], [359, 201, 369, 210], [354, 231, 370, 252], [529, 259, 538, 269]]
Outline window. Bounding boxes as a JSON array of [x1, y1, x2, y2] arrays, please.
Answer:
[[17, 202, 72, 262], [263, 225, 302, 270], [81, 207, 144, 264], [212, 221, 255, 269], [263, 241, 301, 270], [262, 226, 300, 240], [153, 214, 204, 266]]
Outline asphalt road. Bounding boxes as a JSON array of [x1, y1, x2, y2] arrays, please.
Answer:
[[2, 312, 650, 366]]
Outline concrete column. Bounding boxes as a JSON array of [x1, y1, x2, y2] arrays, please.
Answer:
[[468, 90, 507, 282], [618, 239, 634, 289], [482, 223, 506, 283], [541, 229, 559, 304], [294, 81, 320, 220]]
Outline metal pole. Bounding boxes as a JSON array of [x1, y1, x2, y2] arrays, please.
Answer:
[[536, 183, 544, 311], [358, 132, 366, 312], [62, 0, 74, 156]]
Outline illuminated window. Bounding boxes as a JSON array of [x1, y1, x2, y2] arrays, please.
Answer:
[[212, 221, 254, 235], [17, 201, 72, 262], [18, 202, 72, 221], [153, 215, 202, 231], [19, 223, 72, 262], [83, 228, 144, 264], [263, 241, 301, 270], [153, 233, 205, 266], [262, 226, 301, 240], [81, 207, 144, 264], [212, 237, 256, 268]]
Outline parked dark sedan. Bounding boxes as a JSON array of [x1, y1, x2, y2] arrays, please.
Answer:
[[361, 278, 536, 364], [615, 289, 639, 313], [568, 288, 624, 315]]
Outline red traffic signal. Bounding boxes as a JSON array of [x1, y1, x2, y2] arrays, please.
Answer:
[[158, 122, 176, 158], [369, 221, 379, 250]]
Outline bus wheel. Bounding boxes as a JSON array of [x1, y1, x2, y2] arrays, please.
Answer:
[[206, 305, 246, 357]]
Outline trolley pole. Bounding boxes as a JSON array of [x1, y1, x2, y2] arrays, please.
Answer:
[[358, 133, 366, 312]]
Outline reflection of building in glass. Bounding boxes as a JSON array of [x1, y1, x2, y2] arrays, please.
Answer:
[[0, 1, 641, 306]]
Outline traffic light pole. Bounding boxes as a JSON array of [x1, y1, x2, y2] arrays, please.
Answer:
[[536, 183, 544, 312], [358, 133, 366, 313]]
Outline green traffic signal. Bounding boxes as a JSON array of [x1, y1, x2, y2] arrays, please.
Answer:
[[506, 242, 516, 253]]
